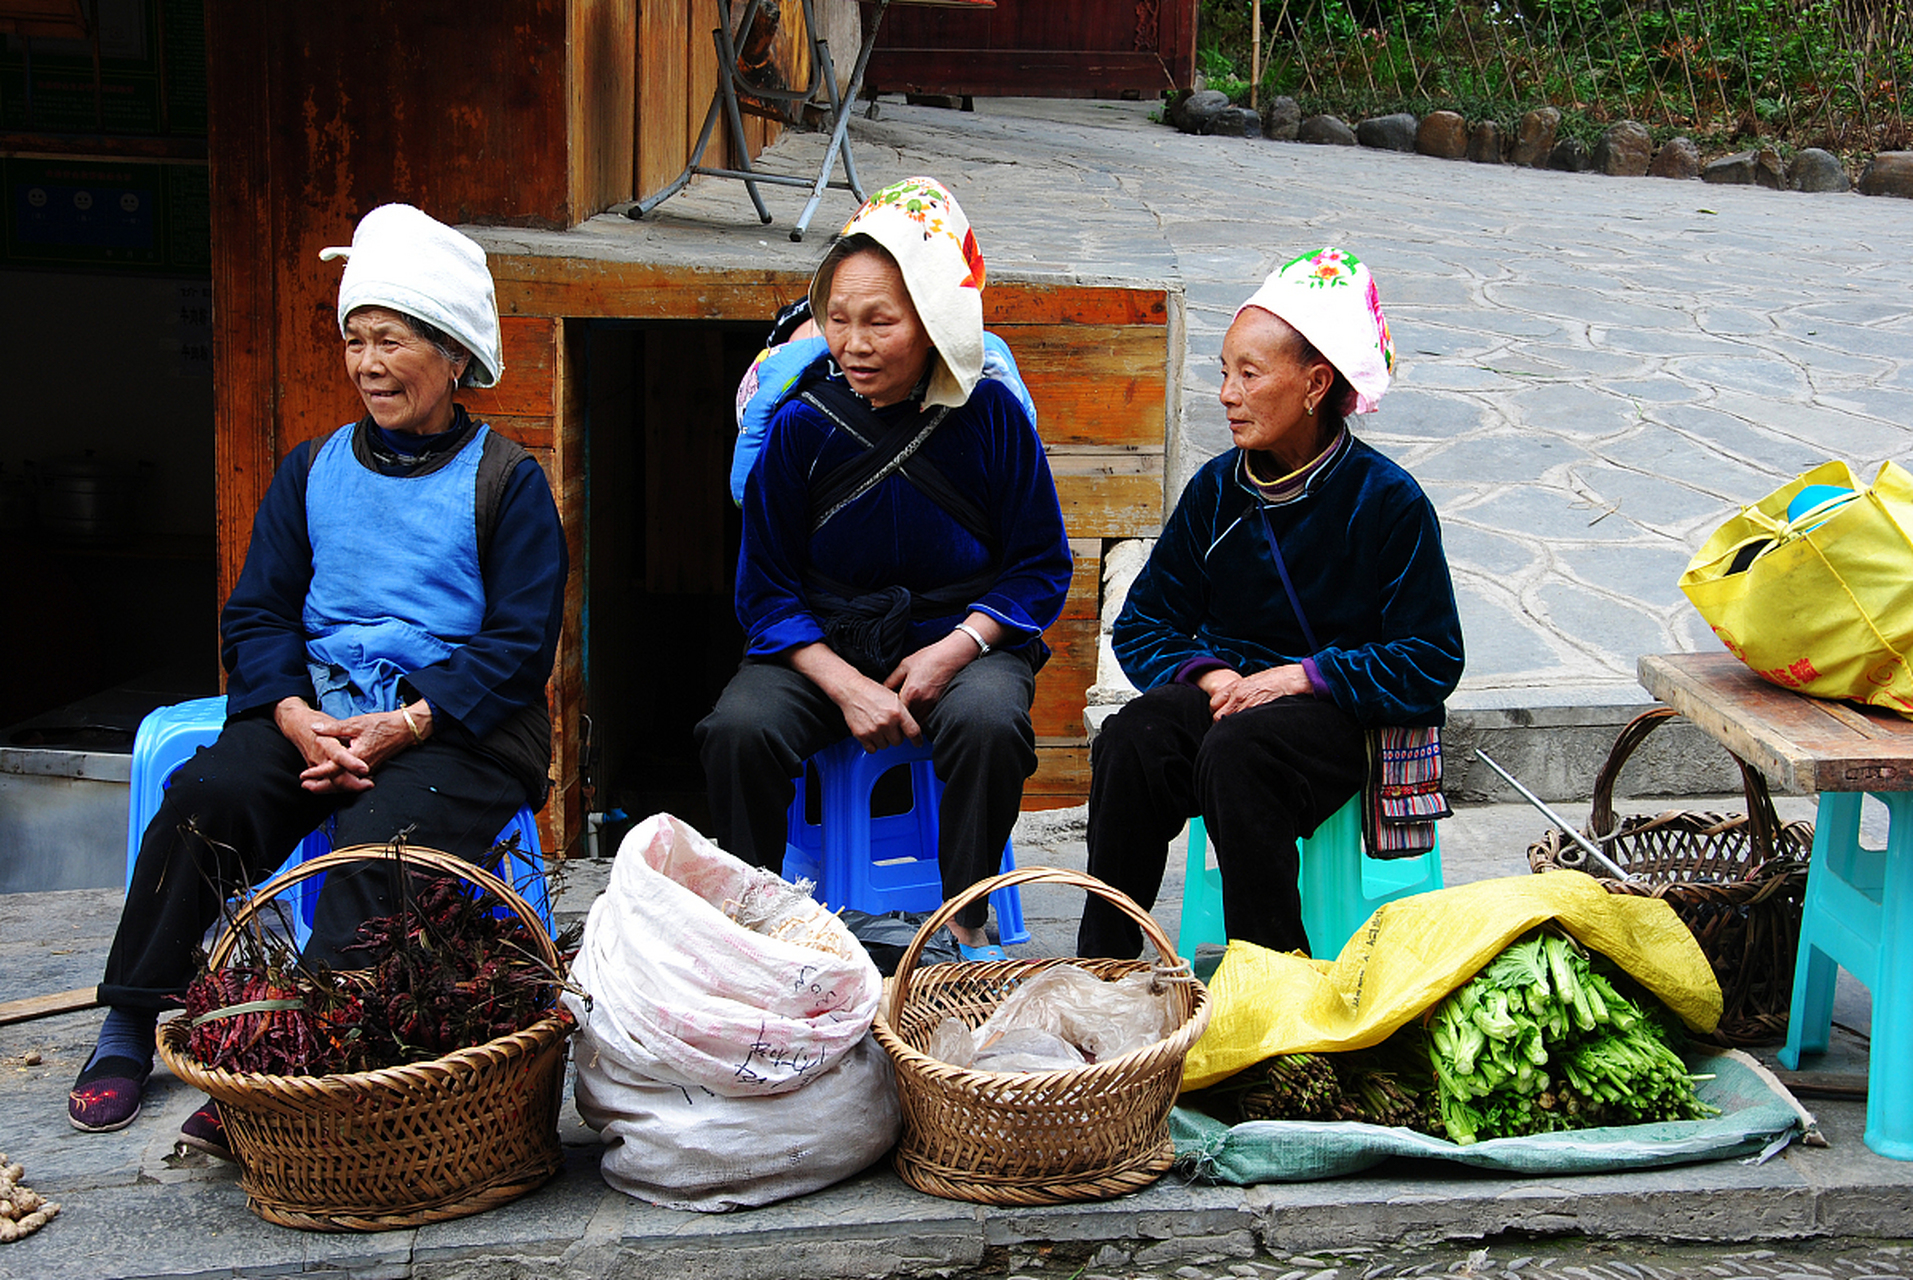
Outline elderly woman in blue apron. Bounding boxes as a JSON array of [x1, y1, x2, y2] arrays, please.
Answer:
[[697, 177, 1072, 961], [69, 205, 567, 1149], [1079, 249, 1464, 960]]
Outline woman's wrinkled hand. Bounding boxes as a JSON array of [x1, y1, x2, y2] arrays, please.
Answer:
[[273, 697, 424, 794], [884, 632, 973, 715], [1203, 664, 1313, 719], [837, 672, 924, 751]]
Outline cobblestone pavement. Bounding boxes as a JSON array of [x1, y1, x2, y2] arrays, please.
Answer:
[[961, 1237, 1913, 1280]]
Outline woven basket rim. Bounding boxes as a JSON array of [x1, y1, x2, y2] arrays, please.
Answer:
[[157, 1008, 574, 1099], [165, 843, 574, 1093], [871, 961, 1212, 1086], [873, 868, 1213, 1145], [876, 964, 1209, 1086]]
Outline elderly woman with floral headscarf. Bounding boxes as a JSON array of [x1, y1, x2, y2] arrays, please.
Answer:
[[1078, 249, 1463, 960], [697, 177, 1072, 960], [68, 205, 567, 1148]]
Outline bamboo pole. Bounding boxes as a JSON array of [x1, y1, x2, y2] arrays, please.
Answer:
[[1252, 0, 1261, 111]]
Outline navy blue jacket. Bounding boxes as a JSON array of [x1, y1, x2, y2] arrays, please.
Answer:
[[737, 376, 1072, 661], [1114, 439, 1463, 727]]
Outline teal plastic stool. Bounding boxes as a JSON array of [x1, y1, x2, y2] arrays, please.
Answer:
[[1778, 790, 1912, 1160], [1177, 794, 1443, 957]]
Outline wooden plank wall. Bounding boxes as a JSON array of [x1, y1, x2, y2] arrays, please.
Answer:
[[636, 0, 807, 201], [868, 0, 1199, 98], [985, 285, 1170, 807]]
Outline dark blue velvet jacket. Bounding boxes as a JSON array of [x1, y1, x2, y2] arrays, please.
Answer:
[[737, 376, 1072, 660], [1114, 438, 1463, 727]]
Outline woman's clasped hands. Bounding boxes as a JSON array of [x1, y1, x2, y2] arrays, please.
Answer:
[[1196, 663, 1313, 720], [273, 694, 433, 793]]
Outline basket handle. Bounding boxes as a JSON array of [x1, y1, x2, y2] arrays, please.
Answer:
[[1586, 708, 1783, 857], [887, 865, 1186, 1019], [208, 843, 560, 973]]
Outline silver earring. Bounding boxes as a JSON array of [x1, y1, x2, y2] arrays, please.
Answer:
[[1305, 401, 1315, 416]]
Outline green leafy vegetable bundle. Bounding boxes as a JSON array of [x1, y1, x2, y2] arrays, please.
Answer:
[[1427, 927, 1717, 1144], [1187, 927, 1718, 1146]]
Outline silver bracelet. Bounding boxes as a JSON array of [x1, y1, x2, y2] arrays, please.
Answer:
[[953, 622, 992, 656]]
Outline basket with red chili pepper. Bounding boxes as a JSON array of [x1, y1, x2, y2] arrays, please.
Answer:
[[158, 844, 578, 1233]]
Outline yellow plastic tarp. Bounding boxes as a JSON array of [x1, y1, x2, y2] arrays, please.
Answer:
[[1182, 871, 1723, 1091]]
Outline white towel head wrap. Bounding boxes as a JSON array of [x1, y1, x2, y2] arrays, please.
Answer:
[[809, 176, 985, 409], [320, 203, 503, 388], [1234, 247, 1394, 415]]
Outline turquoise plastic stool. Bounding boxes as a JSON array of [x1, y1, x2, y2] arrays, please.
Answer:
[[125, 696, 553, 948], [1177, 793, 1443, 957], [1779, 790, 1912, 1160], [783, 736, 1029, 945]]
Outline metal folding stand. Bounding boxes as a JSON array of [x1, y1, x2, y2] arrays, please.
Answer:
[[630, 0, 893, 242]]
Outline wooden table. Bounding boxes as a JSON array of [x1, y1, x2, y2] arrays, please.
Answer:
[[1639, 652, 1913, 1159]]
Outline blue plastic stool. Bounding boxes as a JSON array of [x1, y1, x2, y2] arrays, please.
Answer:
[[782, 736, 1029, 945], [125, 697, 553, 949], [1779, 790, 1912, 1160], [1177, 793, 1443, 957]]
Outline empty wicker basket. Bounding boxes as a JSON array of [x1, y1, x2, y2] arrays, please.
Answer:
[[1528, 708, 1813, 1046], [870, 866, 1211, 1206], [157, 845, 572, 1232]]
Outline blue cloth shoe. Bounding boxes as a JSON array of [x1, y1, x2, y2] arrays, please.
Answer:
[[956, 941, 1009, 963]]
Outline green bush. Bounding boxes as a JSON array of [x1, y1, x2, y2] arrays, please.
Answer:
[[1194, 0, 1912, 156]]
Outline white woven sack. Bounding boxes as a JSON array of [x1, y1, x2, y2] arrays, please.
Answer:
[[577, 1030, 900, 1212], [563, 813, 882, 1096]]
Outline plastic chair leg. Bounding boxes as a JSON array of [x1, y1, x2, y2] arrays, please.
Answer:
[[991, 840, 1029, 946], [1177, 818, 1225, 953], [1868, 793, 1913, 1158], [1780, 793, 1861, 1069]]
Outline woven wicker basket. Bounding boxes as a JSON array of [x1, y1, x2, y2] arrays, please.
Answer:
[[157, 844, 571, 1232], [870, 866, 1211, 1206], [1527, 708, 1813, 1046]]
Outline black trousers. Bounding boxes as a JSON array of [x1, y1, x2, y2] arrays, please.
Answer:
[[1077, 682, 1366, 959], [694, 651, 1037, 931], [101, 713, 531, 1012]]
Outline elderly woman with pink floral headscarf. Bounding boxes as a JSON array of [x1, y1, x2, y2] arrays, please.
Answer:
[[1078, 248, 1464, 960], [697, 177, 1072, 959]]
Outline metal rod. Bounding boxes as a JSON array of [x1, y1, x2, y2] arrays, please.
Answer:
[[1475, 751, 1634, 881]]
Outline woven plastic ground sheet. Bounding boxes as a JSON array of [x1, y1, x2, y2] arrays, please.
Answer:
[[1172, 1050, 1803, 1182], [1182, 872, 1723, 1091]]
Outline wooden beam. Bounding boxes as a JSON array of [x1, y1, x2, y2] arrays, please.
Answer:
[[485, 255, 1170, 328], [0, 987, 100, 1027]]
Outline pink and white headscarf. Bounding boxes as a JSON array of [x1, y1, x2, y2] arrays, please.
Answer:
[[1235, 247, 1395, 415], [810, 176, 987, 409]]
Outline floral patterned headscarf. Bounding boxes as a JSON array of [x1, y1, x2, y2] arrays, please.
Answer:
[[809, 176, 986, 409], [1235, 247, 1395, 415]]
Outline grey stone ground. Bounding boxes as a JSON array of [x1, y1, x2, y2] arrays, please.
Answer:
[[5, 98, 1910, 1277]]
